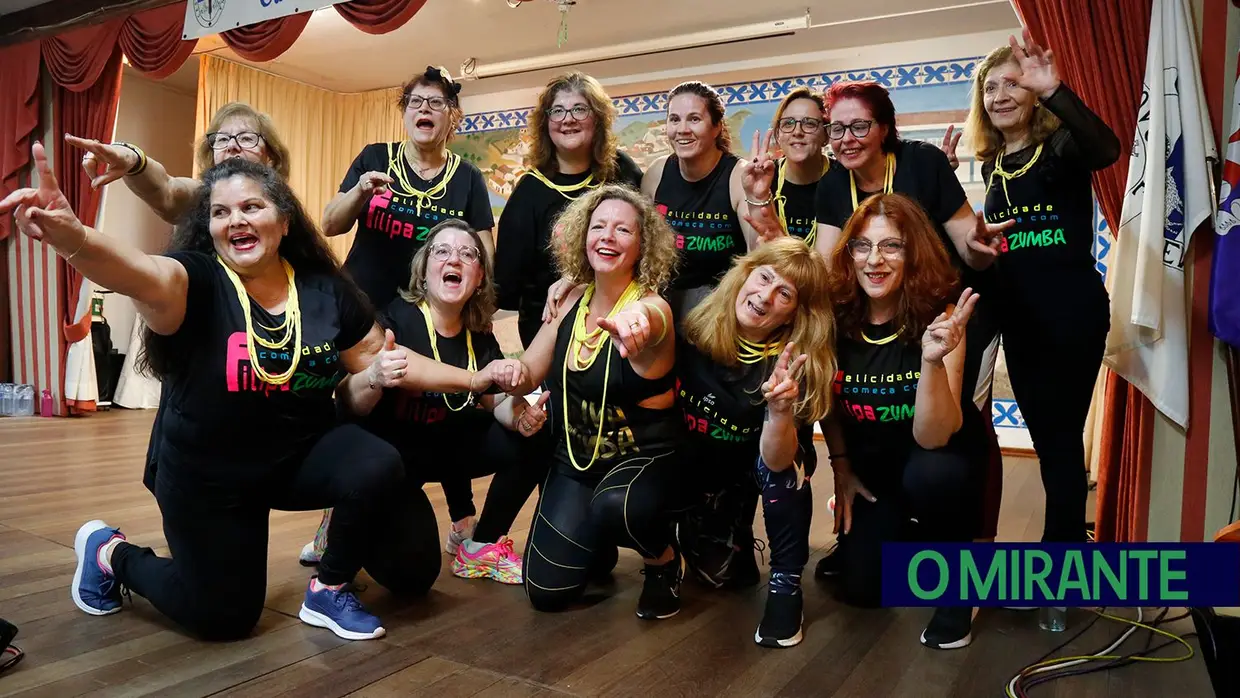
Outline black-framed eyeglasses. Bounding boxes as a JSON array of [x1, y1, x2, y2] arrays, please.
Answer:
[[206, 131, 262, 151], [847, 238, 905, 260], [828, 119, 875, 140], [778, 117, 823, 134], [429, 242, 481, 264], [546, 105, 592, 122], [406, 95, 449, 112]]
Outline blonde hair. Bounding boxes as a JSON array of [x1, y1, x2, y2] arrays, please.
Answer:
[[966, 45, 1063, 162], [399, 219, 496, 334], [527, 72, 619, 183], [771, 86, 826, 132], [197, 102, 291, 179], [683, 237, 836, 423], [551, 184, 678, 294]]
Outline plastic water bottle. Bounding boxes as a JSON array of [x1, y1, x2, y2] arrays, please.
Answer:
[[38, 388, 53, 417], [14, 385, 35, 416], [0, 383, 13, 416], [1039, 606, 1067, 632]]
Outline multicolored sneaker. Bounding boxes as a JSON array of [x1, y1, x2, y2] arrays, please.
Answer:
[[299, 578, 385, 641], [72, 520, 125, 616], [444, 516, 476, 555], [451, 537, 523, 584]]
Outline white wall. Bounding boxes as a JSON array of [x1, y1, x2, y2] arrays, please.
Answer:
[[95, 63, 197, 352]]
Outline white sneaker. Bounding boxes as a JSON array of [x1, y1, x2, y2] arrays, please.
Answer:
[[445, 516, 476, 555]]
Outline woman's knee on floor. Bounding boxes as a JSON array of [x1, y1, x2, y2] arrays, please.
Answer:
[[903, 447, 978, 516], [180, 583, 265, 641], [590, 483, 666, 558]]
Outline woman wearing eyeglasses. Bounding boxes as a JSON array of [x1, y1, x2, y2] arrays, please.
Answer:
[[822, 193, 988, 649], [68, 102, 292, 227], [768, 87, 830, 244], [496, 72, 643, 350], [323, 67, 495, 310]]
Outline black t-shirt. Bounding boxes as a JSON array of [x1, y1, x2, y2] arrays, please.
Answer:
[[339, 143, 495, 308], [834, 320, 984, 493], [546, 296, 681, 481], [495, 152, 643, 321], [816, 139, 974, 278], [151, 251, 374, 485], [654, 154, 746, 290], [676, 339, 767, 479], [981, 85, 1117, 338], [362, 299, 504, 457], [776, 159, 822, 243]]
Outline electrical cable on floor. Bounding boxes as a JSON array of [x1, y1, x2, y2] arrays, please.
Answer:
[[1003, 607, 1195, 697]]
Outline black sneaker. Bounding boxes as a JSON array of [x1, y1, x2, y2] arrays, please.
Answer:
[[722, 540, 763, 590], [754, 591, 804, 648], [636, 552, 684, 620], [919, 607, 977, 650], [814, 543, 842, 579]]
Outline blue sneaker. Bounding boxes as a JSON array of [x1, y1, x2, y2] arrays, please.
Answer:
[[298, 579, 385, 640], [72, 520, 124, 616]]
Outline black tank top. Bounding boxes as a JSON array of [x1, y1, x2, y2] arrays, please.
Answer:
[[546, 296, 681, 479], [654, 154, 745, 290]]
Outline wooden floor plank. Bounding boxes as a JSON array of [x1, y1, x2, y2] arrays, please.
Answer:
[[0, 409, 1214, 698]]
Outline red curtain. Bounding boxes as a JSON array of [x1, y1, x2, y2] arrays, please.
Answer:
[[1011, 0, 1155, 542], [0, 42, 41, 243], [336, 0, 429, 35], [220, 13, 314, 62], [119, 3, 197, 80], [55, 49, 124, 413]]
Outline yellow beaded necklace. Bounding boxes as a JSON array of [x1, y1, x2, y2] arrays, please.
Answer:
[[986, 143, 1044, 209], [849, 152, 896, 211], [774, 156, 829, 246], [417, 301, 476, 411], [386, 142, 462, 216], [217, 256, 302, 386], [525, 167, 599, 201]]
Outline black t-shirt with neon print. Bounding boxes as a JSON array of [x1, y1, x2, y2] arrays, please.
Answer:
[[654, 154, 746, 290], [148, 251, 374, 486], [339, 143, 495, 308], [980, 84, 1118, 334]]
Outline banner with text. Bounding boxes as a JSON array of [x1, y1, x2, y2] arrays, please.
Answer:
[[183, 0, 346, 40]]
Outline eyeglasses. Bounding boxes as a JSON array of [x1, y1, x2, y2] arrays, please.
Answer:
[[547, 105, 592, 122], [828, 119, 875, 141], [777, 117, 823, 134], [206, 131, 262, 151], [406, 95, 449, 112], [429, 242, 481, 264], [847, 238, 905, 260]]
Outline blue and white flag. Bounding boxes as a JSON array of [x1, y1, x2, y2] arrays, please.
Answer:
[[1209, 47, 1240, 348], [183, 1, 346, 40], [1104, 0, 1217, 429]]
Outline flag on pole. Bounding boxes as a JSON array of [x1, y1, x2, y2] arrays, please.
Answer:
[[1209, 48, 1240, 348], [1104, 0, 1217, 429]]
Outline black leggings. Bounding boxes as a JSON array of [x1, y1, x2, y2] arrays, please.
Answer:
[[1004, 322, 1106, 542], [112, 424, 439, 641], [835, 446, 983, 607], [410, 421, 548, 544], [524, 452, 678, 612]]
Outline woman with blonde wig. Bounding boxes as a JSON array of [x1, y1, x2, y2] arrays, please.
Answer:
[[674, 236, 834, 648], [496, 72, 644, 348], [512, 183, 686, 619]]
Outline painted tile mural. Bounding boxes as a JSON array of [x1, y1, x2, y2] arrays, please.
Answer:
[[451, 55, 1114, 445]]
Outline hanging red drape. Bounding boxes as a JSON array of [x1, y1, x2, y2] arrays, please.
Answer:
[[335, 0, 429, 34], [54, 49, 124, 413], [220, 13, 313, 62], [1010, 0, 1155, 542], [120, 3, 197, 80], [0, 42, 41, 243]]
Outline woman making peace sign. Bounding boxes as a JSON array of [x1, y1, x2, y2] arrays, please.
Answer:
[[820, 194, 989, 651]]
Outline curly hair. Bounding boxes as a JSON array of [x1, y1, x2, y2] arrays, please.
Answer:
[[196, 102, 291, 180], [827, 193, 958, 345], [399, 219, 496, 334], [527, 72, 619, 183], [824, 81, 900, 153], [141, 159, 367, 379], [551, 184, 678, 294], [667, 81, 732, 154], [966, 45, 1063, 162], [398, 66, 464, 143], [684, 237, 836, 423]]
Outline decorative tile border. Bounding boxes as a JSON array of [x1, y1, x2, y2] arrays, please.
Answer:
[[458, 56, 984, 134], [992, 398, 1025, 429]]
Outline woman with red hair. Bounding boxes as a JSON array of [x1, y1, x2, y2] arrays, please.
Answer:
[[821, 193, 988, 649]]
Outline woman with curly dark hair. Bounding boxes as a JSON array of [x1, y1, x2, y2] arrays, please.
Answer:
[[512, 184, 685, 619], [820, 193, 988, 650], [0, 148, 514, 643], [496, 72, 643, 348]]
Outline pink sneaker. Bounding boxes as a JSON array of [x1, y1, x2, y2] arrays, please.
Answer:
[[451, 537, 523, 585]]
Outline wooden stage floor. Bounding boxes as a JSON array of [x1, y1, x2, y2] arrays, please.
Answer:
[[0, 409, 1212, 697]]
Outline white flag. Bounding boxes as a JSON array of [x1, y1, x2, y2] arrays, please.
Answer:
[[183, 1, 347, 40], [1104, 0, 1217, 429]]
